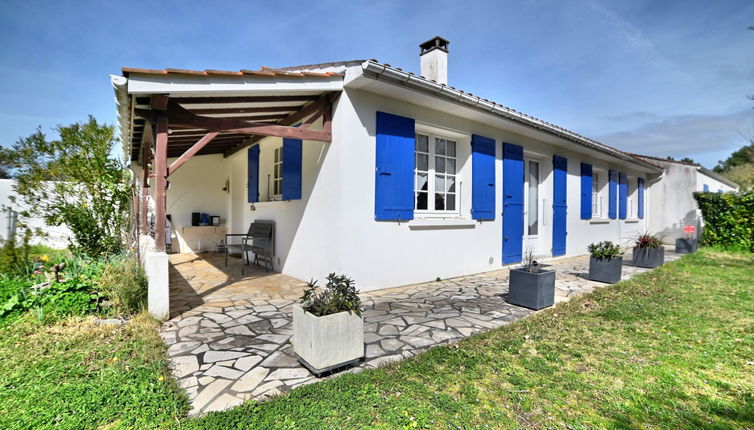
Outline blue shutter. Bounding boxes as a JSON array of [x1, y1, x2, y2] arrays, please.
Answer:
[[608, 170, 617, 219], [247, 145, 260, 203], [375, 112, 415, 221], [471, 134, 496, 220], [618, 172, 627, 219], [502, 143, 524, 264], [552, 155, 568, 256], [637, 177, 645, 219], [580, 162, 592, 219], [703, 184, 709, 192], [282, 138, 302, 200]]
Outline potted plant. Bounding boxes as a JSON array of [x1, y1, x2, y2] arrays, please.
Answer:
[[632, 232, 665, 268], [292, 273, 364, 376], [507, 248, 555, 310], [675, 222, 698, 254], [587, 241, 623, 284]]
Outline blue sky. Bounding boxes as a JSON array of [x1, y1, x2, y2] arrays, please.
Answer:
[[1, 0, 752, 168]]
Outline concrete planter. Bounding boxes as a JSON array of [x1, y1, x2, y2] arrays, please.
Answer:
[[632, 247, 664, 268], [292, 304, 364, 376], [588, 256, 623, 284], [507, 268, 555, 310], [675, 238, 698, 254]]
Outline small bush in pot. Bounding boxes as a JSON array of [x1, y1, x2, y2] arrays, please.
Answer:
[[587, 241, 623, 284], [632, 232, 665, 268], [507, 249, 555, 310], [293, 273, 364, 375]]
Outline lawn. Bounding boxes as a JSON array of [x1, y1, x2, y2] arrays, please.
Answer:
[[0, 248, 751, 429]]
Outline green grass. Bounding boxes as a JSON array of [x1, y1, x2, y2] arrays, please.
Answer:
[[0, 248, 752, 429]]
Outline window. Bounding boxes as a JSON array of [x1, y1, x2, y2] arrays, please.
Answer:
[[415, 133, 457, 212], [627, 176, 637, 218], [527, 160, 539, 235], [272, 146, 283, 199], [592, 171, 601, 218]]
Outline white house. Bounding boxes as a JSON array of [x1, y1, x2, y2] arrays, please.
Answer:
[[0, 179, 73, 248], [632, 154, 739, 242], [113, 38, 684, 318]]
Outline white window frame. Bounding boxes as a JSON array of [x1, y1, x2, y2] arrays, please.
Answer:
[[414, 131, 460, 216], [272, 145, 283, 200], [592, 169, 608, 219], [627, 175, 637, 219]]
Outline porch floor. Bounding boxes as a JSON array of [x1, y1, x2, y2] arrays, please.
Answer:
[[161, 249, 683, 416]]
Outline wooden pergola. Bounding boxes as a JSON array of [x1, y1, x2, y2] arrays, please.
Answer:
[[132, 91, 340, 252]]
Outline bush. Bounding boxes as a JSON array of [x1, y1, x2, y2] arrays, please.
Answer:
[[588, 241, 622, 260], [98, 255, 147, 315], [634, 232, 663, 249], [694, 191, 754, 252], [300, 273, 362, 317]]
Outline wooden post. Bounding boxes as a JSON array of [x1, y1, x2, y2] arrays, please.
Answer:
[[154, 116, 168, 252], [140, 143, 150, 234]]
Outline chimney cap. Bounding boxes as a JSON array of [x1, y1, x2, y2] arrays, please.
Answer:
[[420, 36, 449, 55]]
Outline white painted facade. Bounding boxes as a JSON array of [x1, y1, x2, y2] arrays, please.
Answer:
[[0, 179, 73, 248]]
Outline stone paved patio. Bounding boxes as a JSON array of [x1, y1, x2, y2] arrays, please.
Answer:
[[161, 248, 682, 415]]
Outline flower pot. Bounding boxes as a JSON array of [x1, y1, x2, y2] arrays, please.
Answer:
[[675, 238, 698, 254], [507, 268, 555, 310], [292, 304, 364, 376], [632, 246, 664, 268], [588, 256, 623, 284]]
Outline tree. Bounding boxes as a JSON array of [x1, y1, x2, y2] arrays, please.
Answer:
[[679, 157, 695, 164], [0, 117, 131, 255], [713, 143, 754, 173]]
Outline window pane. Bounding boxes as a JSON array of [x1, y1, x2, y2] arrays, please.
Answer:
[[447, 176, 456, 193], [446, 140, 456, 156], [435, 156, 445, 173], [446, 158, 455, 174], [528, 161, 539, 235], [415, 173, 428, 191], [416, 192, 428, 210], [416, 134, 428, 152], [435, 174, 444, 193], [416, 153, 428, 171], [446, 193, 455, 211], [435, 138, 445, 156], [434, 193, 445, 210]]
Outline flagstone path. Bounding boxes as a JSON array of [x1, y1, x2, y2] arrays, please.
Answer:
[[161, 249, 683, 415]]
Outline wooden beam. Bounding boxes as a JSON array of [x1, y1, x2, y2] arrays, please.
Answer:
[[140, 141, 150, 235], [151, 95, 170, 111], [154, 117, 169, 252], [167, 132, 219, 176], [185, 106, 297, 115], [171, 95, 318, 104]]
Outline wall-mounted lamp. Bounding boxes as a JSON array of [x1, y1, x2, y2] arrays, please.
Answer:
[[222, 178, 230, 193]]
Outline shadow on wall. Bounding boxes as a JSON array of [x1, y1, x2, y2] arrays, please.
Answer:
[[659, 209, 701, 243]]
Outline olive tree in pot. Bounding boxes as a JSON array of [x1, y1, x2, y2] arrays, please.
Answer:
[[587, 241, 623, 284], [507, 248, 555, 310], [632, 232, 665, 268], [293, 273, 364, 376]]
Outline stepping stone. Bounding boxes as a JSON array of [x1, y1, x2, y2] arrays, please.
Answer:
[[366, 354, 402, 368], [168, 341, 201, 355], [251, 380, 284, 396], [189, 379, 232, 415], [456, 327, 476, 337], [226, 325, 254, 336], [445, 318, 473, 328], [268, 367, 311, 380], [269, 318, 289, 328], [366, 343, 385, 358], [399, 335, 435, 348], [380, 338, 405, 351], [378, 325, 399, 336], [236, 315, 262, 324], [172, 355, 199, 378], [198, 376, 213, 385], [204, 393, 243, 413], [177, 316, 202, 327], [234, 355, 263, 371], [231, 367, 269, 392], [205, 313, 233, 324], [203, 351, 250, 363], [256, 334, 290, 344], [178, 376, 198, 389], [364, 332, 382, 343], [423, 320, 446, 329], [260, 351, 299, 368], [431, 330, 460, 343], [253, 305, 277, 312], [205, 365, 245, 379]]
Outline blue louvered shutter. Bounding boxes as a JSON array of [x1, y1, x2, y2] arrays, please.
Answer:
[[282, 138, 302, 200], [608, 170, 617, 219], [580, 162, 592, 219], [471, 134, 496, 220], [375, 112, 415, 221], [703, 184, 709, 192], [552, 155, 568, 256], [247, 145, 260, 203], [637, 178, 645, 219], [502, 143, 524, 263], [618, 172, 627, 219]]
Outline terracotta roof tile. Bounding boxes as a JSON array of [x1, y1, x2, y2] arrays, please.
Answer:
[[122, 66, 344, 78]]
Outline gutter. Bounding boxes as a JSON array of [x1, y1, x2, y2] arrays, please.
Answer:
[[360, 60, 661, 173], [110, 74, 132, 160]]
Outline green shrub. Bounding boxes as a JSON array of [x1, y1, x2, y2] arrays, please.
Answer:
[[633, 232, 663, 249], [694, 191, 754, 252], [98, 255, 147, 315], [300, 273, 362, 317], [587, 241, 622, 260]]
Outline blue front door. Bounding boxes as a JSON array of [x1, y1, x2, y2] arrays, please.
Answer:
[[552, 155, 568, 256], [503, 143, 524, 264]]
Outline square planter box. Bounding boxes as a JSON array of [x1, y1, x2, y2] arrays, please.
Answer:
[[292, 304, 364, 376], [588, 256, 623, 284], [675, 238, 698, 254], [632, 246, 664, 268], [507, 268, 555, 310]]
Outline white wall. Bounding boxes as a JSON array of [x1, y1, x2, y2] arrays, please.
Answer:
[[0, 179, 72, 248], [335, 89, 654, 291], [696, 170, 737, 193]]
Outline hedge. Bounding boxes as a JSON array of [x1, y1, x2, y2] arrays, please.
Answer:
[[693, 191, 754, 252]]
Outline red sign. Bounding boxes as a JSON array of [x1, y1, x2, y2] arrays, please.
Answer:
[[684, 225, 695, 233]]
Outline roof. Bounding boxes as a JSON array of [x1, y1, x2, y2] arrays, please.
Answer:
[[121, 67, 344, 78], [631, 153, 740, 189]]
